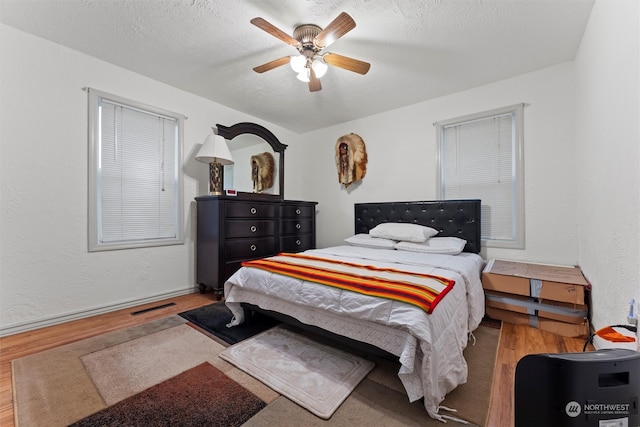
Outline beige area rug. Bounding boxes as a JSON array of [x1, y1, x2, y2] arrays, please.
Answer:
[[11, 316, 278, 427], [80, 324, 230, 405], [220, 326, 376, 419], [243, 323, 501, 427], [12, 317, 500, 427]]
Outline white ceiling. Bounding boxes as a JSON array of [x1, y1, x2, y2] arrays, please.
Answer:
[[0, 0, 594, 133]]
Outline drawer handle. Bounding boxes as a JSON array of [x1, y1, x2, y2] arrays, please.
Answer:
[[250, 225, 257, 233], [296, 239, 301, 246], [250, 244, 257, 251], [295, 208, 301, 215], [296, 223, 301, 229], [250, 207, 257, 215]]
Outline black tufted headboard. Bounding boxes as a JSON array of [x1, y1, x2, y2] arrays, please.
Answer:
[[354, 199, 482, 253]]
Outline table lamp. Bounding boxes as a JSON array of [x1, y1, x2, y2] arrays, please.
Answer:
[[195, 130, 234, 195]]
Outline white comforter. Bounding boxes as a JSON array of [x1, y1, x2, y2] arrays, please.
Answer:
[[224, 246, 485, 420]]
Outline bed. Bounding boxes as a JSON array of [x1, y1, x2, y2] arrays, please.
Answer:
[[223, 199, 484, 421]]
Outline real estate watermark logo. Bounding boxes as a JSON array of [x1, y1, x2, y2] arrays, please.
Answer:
[[565, 401, 632, 418], [583, 403, 631, 416], [565, 401, 581, 417]]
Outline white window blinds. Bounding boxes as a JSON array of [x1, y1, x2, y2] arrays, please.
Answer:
[[88, 89, 184, 251], [437, 104, 524, 248]]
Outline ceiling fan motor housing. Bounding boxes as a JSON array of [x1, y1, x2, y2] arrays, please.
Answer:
[[293, 24, 322, 55]]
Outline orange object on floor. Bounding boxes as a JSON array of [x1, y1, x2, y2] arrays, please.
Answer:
[[595, 326, 636, 342]]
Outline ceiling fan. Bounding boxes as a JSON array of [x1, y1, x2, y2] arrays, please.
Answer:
[[251, 12, 370, 92]]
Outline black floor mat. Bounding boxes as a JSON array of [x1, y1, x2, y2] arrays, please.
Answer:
[[178, 302, 280, 345]]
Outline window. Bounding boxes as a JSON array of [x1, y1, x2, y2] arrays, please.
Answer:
[[436, 104, 524, 249], [88, 89, 184, 251]]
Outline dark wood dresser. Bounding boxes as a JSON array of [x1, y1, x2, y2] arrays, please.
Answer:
[[195, 195, 317, 298]]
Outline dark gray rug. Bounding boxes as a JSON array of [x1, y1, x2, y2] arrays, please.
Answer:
[[178, 302, 279, 345]]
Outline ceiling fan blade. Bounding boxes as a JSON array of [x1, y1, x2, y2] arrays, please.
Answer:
[[253, 56, 291, 73], [308, 67, 322, 92], [323, 53, 370, 75], [250, 17, 300, 47], [314, 12, 356, 48]]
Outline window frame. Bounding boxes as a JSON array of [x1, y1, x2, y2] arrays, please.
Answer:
[[88, 89, 184, 252], [436, 104, 525, 249]]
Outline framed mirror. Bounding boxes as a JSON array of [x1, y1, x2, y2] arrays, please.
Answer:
[[216, 122, 287, 199]]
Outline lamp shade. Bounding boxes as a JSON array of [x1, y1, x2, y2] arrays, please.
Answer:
[[195, 133, 234, 165], [296, 69, 310, 82], [311, 58, 328, 78], [290, 55, 307, 73]]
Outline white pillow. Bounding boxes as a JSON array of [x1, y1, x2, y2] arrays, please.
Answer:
[[369, 223, 438, 243], [395, 237, 467, 255], [344, 233, 397, 249]]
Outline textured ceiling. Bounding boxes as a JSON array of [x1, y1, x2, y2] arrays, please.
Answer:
[[0, 0, 594, 133]]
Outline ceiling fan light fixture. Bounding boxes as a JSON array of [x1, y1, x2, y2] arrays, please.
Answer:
[[311, 58, 328, 78], [296, 69, 310, 82], [290, 55, 307, 73], [251, 13, 369, 92]]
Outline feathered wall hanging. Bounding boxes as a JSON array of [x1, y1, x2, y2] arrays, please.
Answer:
[[335, 133, 367, 188], [251, 151, 275, 193]]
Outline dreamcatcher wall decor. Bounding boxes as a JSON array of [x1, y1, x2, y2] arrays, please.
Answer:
[[335, 133, 367, 188]]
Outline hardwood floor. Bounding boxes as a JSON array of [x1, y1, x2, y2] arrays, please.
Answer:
[[0, 292, 591, 427], [0, 292, 217, 427], [485, 321, 591, 426]]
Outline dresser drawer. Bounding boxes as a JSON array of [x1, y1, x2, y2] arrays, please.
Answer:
[[225, 237, 277, 260], [226, 202, 277, 218], [280, 234, 314, 252], [225, 219, 275, 238], [280, 219, 313, 235], [280, 204, 314, 218]]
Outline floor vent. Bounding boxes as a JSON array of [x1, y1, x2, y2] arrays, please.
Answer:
[[131, 302, 176, 316]]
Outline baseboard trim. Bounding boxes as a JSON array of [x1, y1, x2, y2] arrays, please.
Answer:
[[0, 287, 197, 337]]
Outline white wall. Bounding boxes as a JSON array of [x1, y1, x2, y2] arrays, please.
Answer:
[[0, 24, 303, 334], [298, 0, 640, 332], [574, 0, 640, 330], [2, 0, 638, 336], [301, 62, 581, 266]]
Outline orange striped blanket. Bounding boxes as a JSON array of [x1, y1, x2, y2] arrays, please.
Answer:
[[241, 253, 455, 314]]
